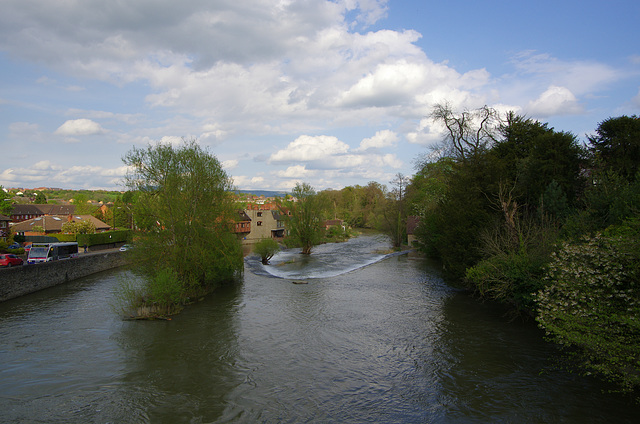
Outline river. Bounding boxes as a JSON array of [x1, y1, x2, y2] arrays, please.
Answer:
[[1, 234, 639, 423]]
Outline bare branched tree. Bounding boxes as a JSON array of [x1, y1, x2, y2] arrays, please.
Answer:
[[389, 172, 411, 202], [430, 102, 501, 161]]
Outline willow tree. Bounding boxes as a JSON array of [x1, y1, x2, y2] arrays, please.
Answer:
[[281, 182, 325, 255], [122, 140, 243, 308]]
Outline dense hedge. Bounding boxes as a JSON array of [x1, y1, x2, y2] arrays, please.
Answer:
[[76, 230, 131, 246]]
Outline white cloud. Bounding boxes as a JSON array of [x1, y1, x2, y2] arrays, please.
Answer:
[[358, 129, 398, 150], [222, 159, 238, 170], [381, 153, 402, 168], [200, 123, 228, 143], [55, 119, 105, 136], [158, 136, 184, 146], [0, 161, 128, 189], [406, 117, 446, 146], [32, 160, 62, 171], [343, 0, 389, 26], [275, 165, 315, 178], [510, 52, 622, 100], [527, 86, 583, 117], [231, 175, 265, 188], [269, 135, 350, 163], [9, 121, 40, 137]]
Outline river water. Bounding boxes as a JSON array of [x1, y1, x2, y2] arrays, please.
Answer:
[[1, 234, 639, 423]]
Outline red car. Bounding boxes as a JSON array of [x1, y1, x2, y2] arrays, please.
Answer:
[[0, 254, 23, 267]]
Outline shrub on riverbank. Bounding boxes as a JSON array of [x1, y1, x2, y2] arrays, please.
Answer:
[[535, 220, 640, 396]]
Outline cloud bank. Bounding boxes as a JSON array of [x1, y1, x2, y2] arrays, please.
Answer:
[[0, 1, 636, 190]]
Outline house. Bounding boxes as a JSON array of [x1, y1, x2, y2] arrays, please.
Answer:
[[234, 210, 252, 238], [9, 204, 76, 223], [10, 214, 111, 236], [0, 214, 11, 240], [243, 203, 286, 241]]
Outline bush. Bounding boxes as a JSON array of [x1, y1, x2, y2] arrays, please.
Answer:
[[464, 210, 558, 312], [465, 251, 548, 312], [254, 238, 280, 264], [324, 225, 353, 241], [149, 268, 184, 307], [535, 223, 640, 395], [76, 230, 131, 247]]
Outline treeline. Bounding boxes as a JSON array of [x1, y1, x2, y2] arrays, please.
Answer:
[[311, 176, 411, 249], [406, 105, 639, 396]]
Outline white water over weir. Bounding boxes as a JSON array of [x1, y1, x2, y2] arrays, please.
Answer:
[[247, 233, 404, 279]]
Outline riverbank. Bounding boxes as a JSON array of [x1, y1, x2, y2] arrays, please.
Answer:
[[0, 250, 127, 302]]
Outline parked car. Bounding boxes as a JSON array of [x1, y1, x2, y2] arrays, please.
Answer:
[[119, 244, 133, 252], [8, 242, 21, 250], [0, 254, 23, 267]]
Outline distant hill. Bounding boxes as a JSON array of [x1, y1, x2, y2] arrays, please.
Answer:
[[235, 189, 288, 198]]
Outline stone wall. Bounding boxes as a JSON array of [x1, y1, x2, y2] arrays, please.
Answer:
[[0, 251, 128, 302]]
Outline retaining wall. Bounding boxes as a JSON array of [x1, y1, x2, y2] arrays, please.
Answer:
[[0, 251, 128, 302]]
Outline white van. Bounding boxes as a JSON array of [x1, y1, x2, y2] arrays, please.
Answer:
[[27, 242, 79, 264]]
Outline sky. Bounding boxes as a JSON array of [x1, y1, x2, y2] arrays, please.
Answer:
[[1, 0, 639, 192]]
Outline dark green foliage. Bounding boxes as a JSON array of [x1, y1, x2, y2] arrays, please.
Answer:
[[491, 114, 585, 210], [76, 230, 130, 246], [589, 115, 640, 182], [541, 180, 570, 221], [418, 159, 494, 280], [563, 171, 640, 238], [465, 213, 558, 311]]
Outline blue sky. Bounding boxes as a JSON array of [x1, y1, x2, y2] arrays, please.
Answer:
[[1, 0, 639, 192]]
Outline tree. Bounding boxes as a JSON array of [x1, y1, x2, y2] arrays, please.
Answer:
[[589, 115, 640, 182], [254, 238, 280, 264], [281, 182, 325, 255], [491, 114, 585, 211], [61, 220, 96, 234], [430, 102, 501, 162], [34, 192, 47, 204], [381, 173, 410, 248], [0, 186, 13, 215], [359, 181, 386, 228], [72, 193, 98, 215], [122, 140, 243, 309]]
